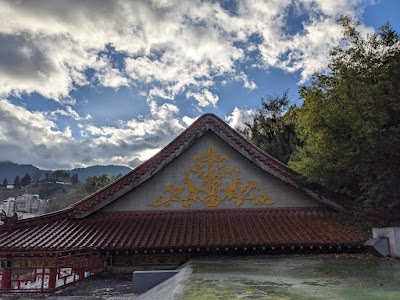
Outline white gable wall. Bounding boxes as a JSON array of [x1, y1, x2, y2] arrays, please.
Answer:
[[101, 131, 321, 212]]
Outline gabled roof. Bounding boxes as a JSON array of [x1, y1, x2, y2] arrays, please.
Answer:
[[65, 113, 344, 218], [0, 114, 366, 254], [1, 113, 345, 228]]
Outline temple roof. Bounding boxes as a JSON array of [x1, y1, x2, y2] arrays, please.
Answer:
[[0, 114, 364, 254], [46, 113, 344, 220], [0, 208, 366, 254]]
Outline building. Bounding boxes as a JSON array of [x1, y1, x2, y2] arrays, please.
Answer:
[[15, 194, 41, 213], [0, 114, 367, 292], [1, 198, 15, 217]]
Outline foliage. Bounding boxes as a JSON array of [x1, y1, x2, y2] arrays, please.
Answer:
[[52, 170, 70, 181], [20, 173, 31, 186], [83, 173, 115, 194], [42, 183, 87, 213], [2, 178, 7, 187], [13, 175, 20, 188], [240, 90, 301, 163], [289, 17, 400, 209], [71, 173, 79, 184]]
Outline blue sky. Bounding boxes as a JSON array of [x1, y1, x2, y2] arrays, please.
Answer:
[[0, 0, 399, 170]]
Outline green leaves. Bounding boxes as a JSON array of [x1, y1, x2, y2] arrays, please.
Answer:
[[289, 17, 400, 210], [240, 90, 301, 164], [83, 173, 115, 194]]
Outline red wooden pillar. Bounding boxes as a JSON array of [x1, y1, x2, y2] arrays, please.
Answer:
[[1, 268, 12, 290], [76, 269, 84, 280], [48, 269, 57, 290]]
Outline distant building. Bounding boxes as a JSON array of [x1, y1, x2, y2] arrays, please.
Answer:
[[55, 181, 72, 185], [2, 198, 15, 217], [15, 194, 40, 213], [5, 185, 14, 189]]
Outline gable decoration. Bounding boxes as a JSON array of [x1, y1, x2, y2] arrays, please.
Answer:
[[148, 146, 277, 208]]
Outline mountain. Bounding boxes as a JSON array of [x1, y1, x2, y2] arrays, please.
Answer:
[[71, 165, 131, 181], [0, 161, 49, 182], [0, 161, 131, 183]]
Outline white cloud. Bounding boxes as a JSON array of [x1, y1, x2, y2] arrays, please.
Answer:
[[225, 107, 255, 131], [47, 106, 92, 121], [236, 72, 257, 90], [0, 0, 376, 168], [0, 0, 372, 105], [0, 98, 188, 169], [186, 90, 219, 107]]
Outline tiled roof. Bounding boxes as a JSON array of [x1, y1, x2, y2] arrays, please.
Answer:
[[0, 208, 366, 253]]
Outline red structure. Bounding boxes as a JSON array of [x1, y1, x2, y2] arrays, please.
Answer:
[[0, 114, 367, 292]]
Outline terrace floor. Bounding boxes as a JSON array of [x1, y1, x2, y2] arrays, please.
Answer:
[[1, 254, 399, 299]]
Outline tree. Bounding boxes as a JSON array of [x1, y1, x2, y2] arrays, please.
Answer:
[[20, 173, 31, 186], [2, 178, 7, 187], [14, 175, 20, 188], [83, 173, 115, 194], [52, 170, 70, 181], [71, 173, 79, 184], [240, 90, 301, 164], [289, 17, 400, 210]]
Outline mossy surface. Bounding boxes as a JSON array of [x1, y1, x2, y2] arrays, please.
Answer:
[[183, 256, 400, 300]]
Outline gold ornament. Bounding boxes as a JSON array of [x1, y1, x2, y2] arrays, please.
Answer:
[[148, 146, 276, 208]]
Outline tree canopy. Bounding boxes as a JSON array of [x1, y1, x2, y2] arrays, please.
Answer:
[[240, 90, 301, 164], [289, 17, 400, 210], [71, 173, 79, 185], [13, 175, 20, 188], [20, 173, 31, 186], [83, 173, 115, 194]]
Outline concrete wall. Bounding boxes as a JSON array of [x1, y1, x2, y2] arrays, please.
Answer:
[[132, 270, 179, 294], [372, 227, 400, 257], [101, 131, 321, 212]]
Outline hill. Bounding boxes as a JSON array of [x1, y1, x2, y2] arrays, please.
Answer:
[[0, 161, 49, 182], [0, 161, 131, 183], [71, 165, 131, 181]]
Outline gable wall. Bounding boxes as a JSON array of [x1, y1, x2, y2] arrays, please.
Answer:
[[101, 131, 321, 212]]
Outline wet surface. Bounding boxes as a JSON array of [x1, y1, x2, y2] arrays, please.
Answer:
[[1, 255, 399, 299], [0, 273, 134, 300], [183, 255, 400, 300]]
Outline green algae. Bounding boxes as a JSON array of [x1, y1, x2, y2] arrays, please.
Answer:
[[183, 256, 400, 300]]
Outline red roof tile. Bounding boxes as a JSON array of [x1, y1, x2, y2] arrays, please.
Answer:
[[0, 208, 366, 253]]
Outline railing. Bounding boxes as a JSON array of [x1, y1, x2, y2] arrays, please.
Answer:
[[0, 251, 106, 292]]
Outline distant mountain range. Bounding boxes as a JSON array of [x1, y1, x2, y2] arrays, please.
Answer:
[[0, 161, 132, 182]]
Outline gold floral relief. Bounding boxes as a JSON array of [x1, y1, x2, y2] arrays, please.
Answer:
[[148, 146, 277, 208]]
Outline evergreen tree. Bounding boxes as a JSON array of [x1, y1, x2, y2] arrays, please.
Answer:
[[14, 175, 20, 188], [240, 90, 301, 164], [289, 17, 400, 210], [2, 178, 7, 187], [20, 173, 31, 186], [52, 170, 70, 181], [71, 173, 79, 184]]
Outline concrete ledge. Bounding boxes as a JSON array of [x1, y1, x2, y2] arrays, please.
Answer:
[[138, 267, 192, 300], [372, 227, 400, 257], [364, 237, 390, 257], [133, 270, 179, 294]]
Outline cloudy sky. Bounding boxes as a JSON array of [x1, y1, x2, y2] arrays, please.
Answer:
[[0, 0, 399, 170]]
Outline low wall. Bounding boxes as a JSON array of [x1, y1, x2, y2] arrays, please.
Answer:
[[372, 227, 400, 257]]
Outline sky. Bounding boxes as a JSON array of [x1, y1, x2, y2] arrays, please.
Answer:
[[0, 0, 399, 170]]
